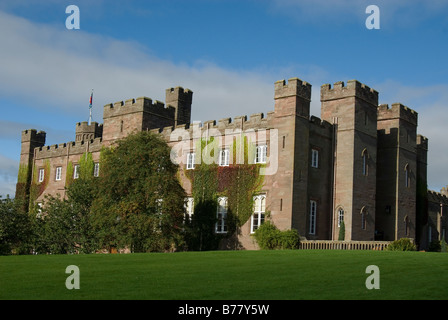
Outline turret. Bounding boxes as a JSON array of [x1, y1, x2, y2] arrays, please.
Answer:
[[165, 86, 193, 126]]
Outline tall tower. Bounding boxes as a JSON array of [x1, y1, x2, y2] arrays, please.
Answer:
[[165, 86, 193, 126], [16, 129, 46, 205], [376, 103, 418, 241], [321, 80, 378, 241], [272, 77, 311, 234]]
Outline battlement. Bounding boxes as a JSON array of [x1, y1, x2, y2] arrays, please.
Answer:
[[103, 96, 175, 119], [309, 115, 333, 129], [21, 129, 46, 144], [75, 121, 103, 141], [165, 87, 193, 106], [428, 189, 448, 205], [156, 112, 274, 141], [320, 80, 378, 106], [377, 103, 418, 126], [35, 137, 103, 159], [417, 134, 428, 150], [274, 77, 312, 101]]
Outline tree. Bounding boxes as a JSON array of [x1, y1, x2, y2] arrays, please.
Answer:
[[0, 196, 33, 254], [91, 131, 186, 252]]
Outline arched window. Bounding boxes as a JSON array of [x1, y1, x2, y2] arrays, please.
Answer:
[[362, 149, 368, 176], [337, 207, 344, 227], [251, 195, 266, 233], [405, 164, 410, 188], [404, 215, 410, 236], [360, 206, 367, 230]]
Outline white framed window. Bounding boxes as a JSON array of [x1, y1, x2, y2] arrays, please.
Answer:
[[38, 168, 45, 183], [73, 164, 80, 179], [255, 145, 267, 164], [186, 152, 195, 170], [94, 163, 100, 177], [216, 197, 228, 233], [251, 194, 266, 233], [219, 149, 230, 167], [311, 149, 319, 168], [309, 200, 317, 235], [184, 197, 194, 219], [338, 208, 344, 227], [55, 167, 62, 181]]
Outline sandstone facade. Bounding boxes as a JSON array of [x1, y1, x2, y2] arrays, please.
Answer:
[[17, 78, 448, 250]]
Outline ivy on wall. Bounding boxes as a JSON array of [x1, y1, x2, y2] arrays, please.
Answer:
[[186, 135, 265, 235], [29, 160, 50, 214]]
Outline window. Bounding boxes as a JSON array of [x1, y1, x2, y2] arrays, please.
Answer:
[[216, 197, 228, 233], [73, 165, 80, 179], [219, 149, 230, 167], [38, 168, 45, 183], [311, 149, 319, 168], [55, 167, 62, 181], [184, 197, 194, 220], [251, 195, 266, 233], [361, 206, 367, 230], [405, 216, 410, 236], [338, 208, 344, 227], [94, 163, 100, 177], [255, 145, 267, 164], [362, 149, 368, 176], [309, 200, 317, 235], [405, 164, 410, 188], [186, 152, 195, 170]]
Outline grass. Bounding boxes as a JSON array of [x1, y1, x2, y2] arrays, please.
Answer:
[[0, 250, 447, 300]]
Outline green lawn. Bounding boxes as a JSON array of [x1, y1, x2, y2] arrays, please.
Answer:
[[0, 250, 447, 300]]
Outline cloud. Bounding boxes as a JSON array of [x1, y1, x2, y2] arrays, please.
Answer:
[[0, 10, 280, 126], [0, 154, 19, 198]]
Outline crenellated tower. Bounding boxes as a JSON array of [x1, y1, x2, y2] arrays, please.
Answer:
[[16, 129, 46, 204], [273, 77, 312, 234], [321, 80, 379, 241], [376, 103, 418, 241]]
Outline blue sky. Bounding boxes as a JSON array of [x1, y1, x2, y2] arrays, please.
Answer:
[[0, 0, 447, 196]]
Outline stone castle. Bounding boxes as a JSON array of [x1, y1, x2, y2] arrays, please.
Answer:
[[17, 77, 448, 250]]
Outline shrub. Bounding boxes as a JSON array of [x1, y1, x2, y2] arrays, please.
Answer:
[[253, 222, 300, 250], [387, 238, 416, 251]]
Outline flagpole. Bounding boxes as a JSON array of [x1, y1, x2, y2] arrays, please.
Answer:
[[89, 89, 93, 125]]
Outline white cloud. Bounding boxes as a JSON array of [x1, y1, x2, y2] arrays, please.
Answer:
[[0, 10, 278, 125]]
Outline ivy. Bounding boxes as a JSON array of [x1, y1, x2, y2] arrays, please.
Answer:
[[29, 160, 50, 214], [186, 134, 265, 233]]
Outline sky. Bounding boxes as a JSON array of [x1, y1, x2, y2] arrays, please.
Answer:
[[0, 0, 447, 197]]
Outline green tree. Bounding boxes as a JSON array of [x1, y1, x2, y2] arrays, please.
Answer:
[[32, 153, 100, 254], [91, 131, 186, 252], [0, 196, 33, 255]]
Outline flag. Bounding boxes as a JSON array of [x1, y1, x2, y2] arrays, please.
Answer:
[[89, 90, 93, 109]]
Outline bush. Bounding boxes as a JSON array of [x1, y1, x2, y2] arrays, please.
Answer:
[[253, 222, 300, 250], [387, 238, 416, 251]]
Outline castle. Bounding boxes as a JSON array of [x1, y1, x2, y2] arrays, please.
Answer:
[[16, 77, 448, 250]]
